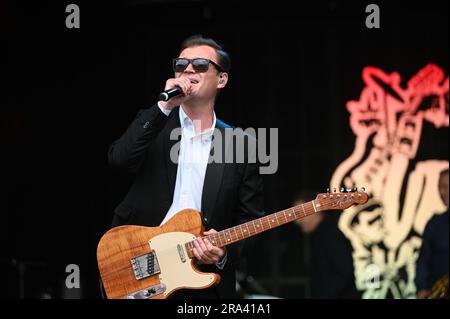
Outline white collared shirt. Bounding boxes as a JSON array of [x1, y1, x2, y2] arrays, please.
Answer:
[[157, 103, 227, 269], [159, 105, 216, 225]]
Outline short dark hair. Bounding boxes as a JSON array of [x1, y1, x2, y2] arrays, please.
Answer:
[[179, 35, 231, 73]]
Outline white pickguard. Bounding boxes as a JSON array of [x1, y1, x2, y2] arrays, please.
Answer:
[[150, 232, 217, 296]]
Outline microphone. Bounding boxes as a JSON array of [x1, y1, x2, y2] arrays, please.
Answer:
[[158, 86, 183, 101]]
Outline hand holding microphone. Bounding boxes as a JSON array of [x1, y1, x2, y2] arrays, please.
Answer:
[[158, 77, 193, 111]]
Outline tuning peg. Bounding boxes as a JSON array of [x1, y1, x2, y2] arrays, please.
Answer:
[[346, 188, 352, 192], [360, 187, 366, 192], [333, 187, 337, 193], [340, 187, 345, 192], [327, 188, 330, 194]]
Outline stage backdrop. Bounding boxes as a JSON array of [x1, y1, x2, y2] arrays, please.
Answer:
[[331, 64, 448, 298]]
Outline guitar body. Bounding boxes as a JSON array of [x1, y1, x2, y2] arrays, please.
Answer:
[[97, 209, 220, 299]]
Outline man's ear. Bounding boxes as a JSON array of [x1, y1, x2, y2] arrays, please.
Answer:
[[217, 73, 228, 88]]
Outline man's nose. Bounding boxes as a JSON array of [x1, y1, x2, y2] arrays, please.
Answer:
[[183, 62, 195, 73]]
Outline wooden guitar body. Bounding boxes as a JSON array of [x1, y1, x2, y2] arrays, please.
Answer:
[[97, 209, 220, 299]]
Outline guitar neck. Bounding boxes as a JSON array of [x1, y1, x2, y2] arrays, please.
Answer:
[[186, 200, 319, 251]]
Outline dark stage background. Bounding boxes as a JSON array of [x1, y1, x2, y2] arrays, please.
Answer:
[[2, 0, 448, 298]]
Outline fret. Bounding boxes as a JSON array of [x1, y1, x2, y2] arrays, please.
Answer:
[[226, 229, 231, 243], [273, 214, 280, 226], [218, 231, 225, 246], [228, 228, 234, 242], [258, 218, 264, 231], [223, 231, 229, 245], [231, 227, 236, 241], [230, 227, 237, 241], [237, 225, 243, 240], [209, 234, 218, 246], [308, 202, 315, 216], [259, 217, 264, 230], [235, 226, 241, 240], [269, 214, 279, 227], [242, 225, 248, 239], [264, 216, 271, 229], [264, 216, 270, 228], [245, 222, 251, 236], [240, 224, 247, 239], [254, 219, 261, 233], [249, 220, 257, 234], [268, 216, 273, 228], [283, 210, 288, 223], [252, 222, 256, 234], [301, 204, 306, 217], [242, 224, 248, 239], [312, 200, 317, 213], [222, 231, 228, 245], [214, 234, 220, 245]]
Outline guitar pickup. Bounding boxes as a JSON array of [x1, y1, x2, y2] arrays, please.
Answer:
[[177, 244, 186, 263]]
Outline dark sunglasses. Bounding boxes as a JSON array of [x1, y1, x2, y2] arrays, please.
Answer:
[[173, 58, 224, 73]]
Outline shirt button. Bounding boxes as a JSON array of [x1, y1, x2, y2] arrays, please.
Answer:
[[203, 216, 208, 223]]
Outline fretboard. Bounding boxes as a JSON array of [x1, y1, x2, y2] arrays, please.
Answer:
[[185, 200, 318, 253]]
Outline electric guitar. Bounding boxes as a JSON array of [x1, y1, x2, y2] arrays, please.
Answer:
[[97, 190, 368, 299]]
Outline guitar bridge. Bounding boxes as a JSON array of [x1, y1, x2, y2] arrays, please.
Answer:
[[130, 250, 161, 280]]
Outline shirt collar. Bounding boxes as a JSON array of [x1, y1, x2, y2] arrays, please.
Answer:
[[179, 105, 216, 138]]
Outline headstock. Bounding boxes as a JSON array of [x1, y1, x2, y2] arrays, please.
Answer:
[[315, 187, 368, 211]]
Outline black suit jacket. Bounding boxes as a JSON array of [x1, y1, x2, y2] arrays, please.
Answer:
[[108, 104, 265, 298]]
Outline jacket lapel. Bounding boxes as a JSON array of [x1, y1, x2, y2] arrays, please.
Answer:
[[201, 122, 230, 223]]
